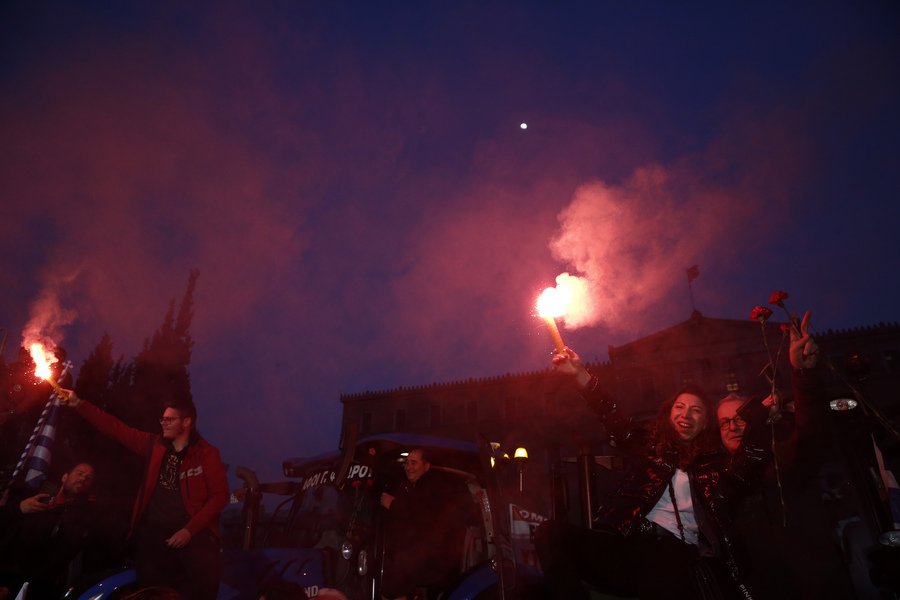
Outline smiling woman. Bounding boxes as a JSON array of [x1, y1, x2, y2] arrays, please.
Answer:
[[647, 384, 718, 470], [669, 392, 708, 441]]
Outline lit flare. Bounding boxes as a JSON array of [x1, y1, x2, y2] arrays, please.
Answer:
[[28, 343, 68, 401], [537, 286, 570, 354]]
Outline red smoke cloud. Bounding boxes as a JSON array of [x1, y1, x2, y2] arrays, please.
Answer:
[[1, 40, 311, 360], [549, 164, 752, 334], [2, 1, 884, 482]]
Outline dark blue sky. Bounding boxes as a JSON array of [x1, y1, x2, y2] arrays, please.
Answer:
[[2, 1, 898, 484]]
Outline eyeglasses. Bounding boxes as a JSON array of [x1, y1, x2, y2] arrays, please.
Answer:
[[159, 417, 185, 425], [718, 416, 746, 430]]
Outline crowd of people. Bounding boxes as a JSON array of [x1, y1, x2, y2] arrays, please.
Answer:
[[2, 306, 898, 600], [0, 381, 350, 600], [535, 309, 899, 599], [0, 389, 230, 600], [374, 309, 900, 599]]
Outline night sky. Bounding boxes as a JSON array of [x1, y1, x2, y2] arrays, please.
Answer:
[[2, 1, 898, 485]]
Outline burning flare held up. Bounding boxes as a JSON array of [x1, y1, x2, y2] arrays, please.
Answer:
[[537, 284, 572, 355], [28, 342, 69, 400]]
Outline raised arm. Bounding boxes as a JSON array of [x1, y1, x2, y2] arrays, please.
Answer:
[[790, 310, 818, 371], [551, 347, 594, 389], [61, 390, 154, 455], [784, 310, 823, 430], [552, 347, 641, 450], [787, 311, 830, 466]]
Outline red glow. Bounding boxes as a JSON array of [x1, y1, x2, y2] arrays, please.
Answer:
[[29, 343, 57, 381]]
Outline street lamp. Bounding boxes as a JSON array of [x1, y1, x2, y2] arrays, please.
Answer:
[[514, 447, 528, 493]]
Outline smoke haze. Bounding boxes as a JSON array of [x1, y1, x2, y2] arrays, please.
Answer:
[[1, 1, 897, 482]]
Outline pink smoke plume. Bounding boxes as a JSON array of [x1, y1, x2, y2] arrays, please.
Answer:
[[544, 272, 597, 330], [22, 268, 79, 354], [548, 163, 753, 334]]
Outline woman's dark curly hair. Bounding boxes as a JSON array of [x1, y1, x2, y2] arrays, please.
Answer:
[[646, 383, 719, 469]]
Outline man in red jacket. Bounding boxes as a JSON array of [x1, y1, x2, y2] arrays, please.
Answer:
[[62, 391, 229, 600]]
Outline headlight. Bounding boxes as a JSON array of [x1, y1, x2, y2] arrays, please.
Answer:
[[341, 540, 353, 560], [830, 398, 858, 411], [357, 548, 368, 576]]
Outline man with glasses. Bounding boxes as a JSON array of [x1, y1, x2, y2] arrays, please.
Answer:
[[716, 399, 748, 454], [715, 311, 860, 599], [61, 391, 228, 600]]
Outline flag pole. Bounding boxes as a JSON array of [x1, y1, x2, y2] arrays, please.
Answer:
[[686, 265, 700, 314], [688, 280, 696, 312]]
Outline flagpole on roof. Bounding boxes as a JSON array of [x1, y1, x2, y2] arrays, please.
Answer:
[[686, 265, 700, 314]]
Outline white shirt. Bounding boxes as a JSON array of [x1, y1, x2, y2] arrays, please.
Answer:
[[646, 468, 699, 546]]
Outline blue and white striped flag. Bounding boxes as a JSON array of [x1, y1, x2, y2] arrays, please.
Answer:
[[0, 392, 58, 507], [0, 360, 72, 502], [19, 396, 61, 491]]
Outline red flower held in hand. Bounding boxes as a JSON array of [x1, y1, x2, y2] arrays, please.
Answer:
[[769, 290, 789, 307], [750, 306, 773, 322]]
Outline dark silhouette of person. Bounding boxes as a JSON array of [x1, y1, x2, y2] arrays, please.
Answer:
[[0, 462, 98, 600], [380, 448, 474, 600]]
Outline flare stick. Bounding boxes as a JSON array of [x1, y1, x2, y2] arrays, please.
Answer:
[[45, 378, 69, 401], [543, 316, 566, 354]]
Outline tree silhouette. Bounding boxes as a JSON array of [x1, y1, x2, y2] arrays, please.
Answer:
[[74, 333, 116, 405], [58, 269, 200, 515], [54, 333, 139, 509], [129, 268, 197, 432]]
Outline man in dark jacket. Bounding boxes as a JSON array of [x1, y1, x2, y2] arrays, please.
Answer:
[[719, 311, 857, 599], [0, 463, 98, 600], [379, 448, 473, 600], [62, 391, 229, 600]]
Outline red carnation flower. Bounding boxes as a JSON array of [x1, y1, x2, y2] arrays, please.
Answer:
[[769, 290, 789, 307], [750, 306, 773, 322]]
